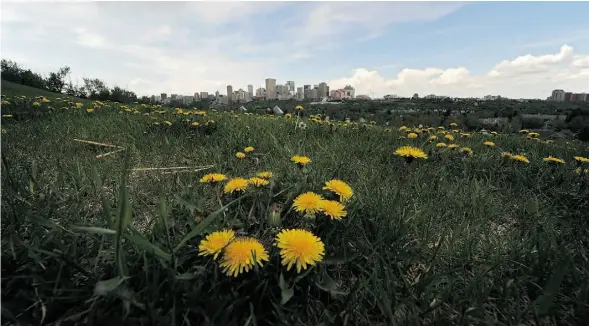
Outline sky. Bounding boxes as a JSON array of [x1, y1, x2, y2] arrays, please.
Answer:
[[2, 1, 589, 99]]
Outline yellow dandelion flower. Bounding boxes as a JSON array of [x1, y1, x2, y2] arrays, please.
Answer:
[[285, 113, 293, 119], [438, 126, 445, 130], [200, 173, 227, 183], [483, 141, 495, 147], [191, 121, 200, 126], [399, 126, 408, 131], [428, 135, 437, 142], [224, 177, 249, 194], [444, 134, 454, 142], [244, 146, 254, 153], [448, 144, 459, 150], [256, 171, 273, 179], [459, 147, 473, 155], [519, 129, 529, 134], [248, 177, 270, 187], [394, 146, 428, 161], [449, 122, 457, 127], [574, 156, 589, 164], [502, 152, 512, 158], [407, 132, 418, 139], [295, 105, 304, 111], [220, 237, 269, 277], [510, 154, 530, 164], [236, 152, 246, 159], [436, 142, 447, 148], [164, 121, 172, 126], [292, 192, 324, 215], [32, 101, 41, 107], [543, 156, 565, 164], [275, 229, 325, 273], [528, 132, 540, 138], [198, 229, 235, 260], [2, 114, 13, 118], [323, 179, 353, 202], [320, 200, 347, 220], [291, 155, 311, 166], [86, 108, 94, 113]]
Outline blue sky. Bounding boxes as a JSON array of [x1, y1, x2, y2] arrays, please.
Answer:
[[2, 1, 588, 98]]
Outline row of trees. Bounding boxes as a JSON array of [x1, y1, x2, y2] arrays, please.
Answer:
[[1, 59, 140, 104]]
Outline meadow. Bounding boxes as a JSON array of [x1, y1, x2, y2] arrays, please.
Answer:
[[1, 90, 589, 325]]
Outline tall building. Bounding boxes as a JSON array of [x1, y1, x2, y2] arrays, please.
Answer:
[[286, 81, 295, 92], [238, 89, 245, 100], [310, 88, 318, 99], [200, 92, 208, 99], [551, 89, 565, 101], [265, 78, 277, 99], [227, 85, 233, 104], [215, 91, 219, 99], [171, 94, 178, 100], [247, 84, 253, 98], [161, 93, 167, 100], [318, 82, 327, 98], [326, 86, 330, 97], [296, 87, 303, 100], [564, 92, 573, 101]]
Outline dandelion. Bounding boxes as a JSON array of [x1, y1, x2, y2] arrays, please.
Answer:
[[519, 129, 529, 134], [448, 144, 459, 150], [2, 114, 13, 118], [320, 200, 347, 220], [444, 134, 455, 142], [292, 192, 324, 215], [459, 147, 473, 155], [510, 154, 530, 164], [295, 105, 304, 111], [224, 177, 249, 194], [527, 132, 539, 138], [407, 132, 418, 139], [323, 179, 353, 202], [436, 142, 447, 148], [275, 229, 325, 273], [236, 152, 246, 159], [574, 156, 589, 164], [200, 173, 227, 183], [394, 146, 428, 163], [543, 156, 565, 164], [191, 121, 200, 126], [198, 229, 235, 260], [220, 237, 269, 277], [249, 177, 270, 187], [32, 101, 41, 107], [86, 108, 94, 113], [399, 126, 408, 131], [244, 146, 254, 153], [256, 171, 273, 179], [428, 135, 437, 142], [501, 152, 512, 158], [483, 141, 495, 147], [164, 121, 172, 126], [449, 122, 457, 127], [285, 113, 293, 119], [291, 155, 311, 167]]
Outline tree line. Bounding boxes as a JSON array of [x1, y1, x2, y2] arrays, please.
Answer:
[[1, 59, 147, 104]]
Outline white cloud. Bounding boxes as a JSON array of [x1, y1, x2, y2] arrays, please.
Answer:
[[328, 45, 589, 99]]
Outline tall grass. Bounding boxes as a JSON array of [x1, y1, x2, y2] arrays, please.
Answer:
[[2, 96, 589, 325]]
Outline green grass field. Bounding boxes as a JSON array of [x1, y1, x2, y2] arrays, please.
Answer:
[[2, 86, 589, 325]]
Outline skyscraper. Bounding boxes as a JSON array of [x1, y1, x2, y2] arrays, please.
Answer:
[[286, 81, 295, 92], [318, 82, 327, 98], [265, 78, 276, 99], [227, 85, 233, 104], [247, 84, 253, 98]]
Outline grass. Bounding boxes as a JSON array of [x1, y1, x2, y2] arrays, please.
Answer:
[[2, 91, 589, 325]]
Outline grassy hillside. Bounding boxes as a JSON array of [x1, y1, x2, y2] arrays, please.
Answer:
[[1, 79, 65, 98], [2, 93, 589, 325]]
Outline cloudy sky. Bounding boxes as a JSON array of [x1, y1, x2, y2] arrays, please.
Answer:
[[2, 1, 588, 99]]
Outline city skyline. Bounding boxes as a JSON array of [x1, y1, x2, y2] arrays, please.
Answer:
[[2, 2, 589, 99]]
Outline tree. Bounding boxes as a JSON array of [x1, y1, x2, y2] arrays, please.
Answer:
[[46, 66, 71, 93]]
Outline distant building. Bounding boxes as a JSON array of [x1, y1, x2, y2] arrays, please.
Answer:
[[330, 85, 355, 99], [265, 78, 277, 99], [171, 94, 178, 100], [564, 92, 573, 101], [226, 85, 233, 104], [247, 84, 253, 98], [318, 82, 328, 98], [215, 91, 219, 99], [551, 89, 565, 101], [296, 87, 303, 100], [161, 93, 168, 100], [356, 95, 371, 100], [199, 92, 208, 99], [310, 88, 318, 99]]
